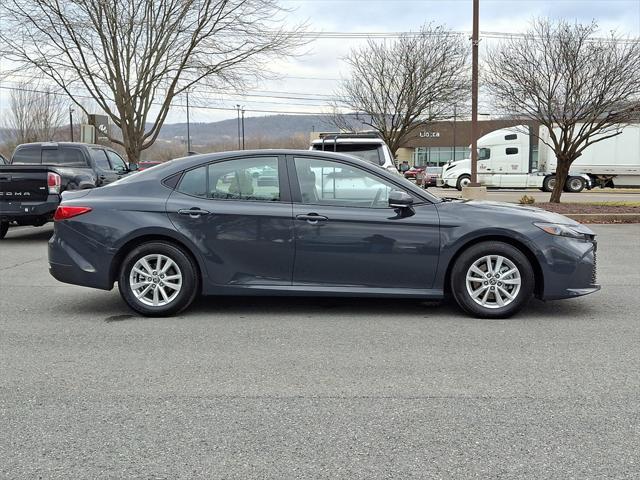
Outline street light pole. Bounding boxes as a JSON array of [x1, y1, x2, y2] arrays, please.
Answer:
[[186, 89, 191, 154], [236, 105, 241, 150], [241, 107, 245, 150], [69, 107, 74, 142], [470, 0, 480, 187]]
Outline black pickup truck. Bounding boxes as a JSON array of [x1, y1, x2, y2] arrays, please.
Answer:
[[0, 142, 135, 239]]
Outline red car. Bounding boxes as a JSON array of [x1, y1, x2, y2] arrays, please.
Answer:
[[137, 161, 162, 171], [403, 165, 425, 179], [416, 166, 441, 188]]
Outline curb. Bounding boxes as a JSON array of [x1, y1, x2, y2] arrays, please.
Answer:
[[562, 213, 640, 223]]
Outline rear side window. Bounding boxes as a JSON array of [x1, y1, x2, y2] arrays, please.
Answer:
[[178, 166, 207, 197], [11, 146, 41, 164], [91, 149, 111, 170], [506, 147, 519, 155]]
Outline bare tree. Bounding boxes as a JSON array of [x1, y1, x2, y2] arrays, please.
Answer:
[[485, 19, 640, 202], [332, 24, 469, 158], [4, 84, 66, 144], [0, 0, 306, 163]]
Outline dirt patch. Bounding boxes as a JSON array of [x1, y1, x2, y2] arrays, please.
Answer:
[[535, 203, 640, 223]]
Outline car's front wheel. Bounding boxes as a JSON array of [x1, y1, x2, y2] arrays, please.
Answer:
[[118, 241, 198, 316], [450, 242, 534, 318]]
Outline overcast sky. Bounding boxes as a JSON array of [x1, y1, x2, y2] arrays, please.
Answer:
[[1, 0, 639, 125]]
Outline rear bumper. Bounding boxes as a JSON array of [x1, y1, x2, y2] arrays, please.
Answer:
[[0, 196, 59, 223], [48, 222, 113, 290]]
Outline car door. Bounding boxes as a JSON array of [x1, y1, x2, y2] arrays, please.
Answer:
[[166, 154, 295, 287], [90, 148, 119, 186], [289, 155, 440, 291]]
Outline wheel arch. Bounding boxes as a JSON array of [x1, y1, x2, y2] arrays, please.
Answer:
[[109, 234, 204, 291], [443, 234, 544, 298]]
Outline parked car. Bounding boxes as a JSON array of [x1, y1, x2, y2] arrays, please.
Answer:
[[403, 165, 425, 179], [0, 142, 133, 239], [48, 149, 599, 319], [0, 153, 7, 165], [417, 167, 441, 188]]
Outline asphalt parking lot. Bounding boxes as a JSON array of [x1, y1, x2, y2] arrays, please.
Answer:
[[1, 224, 639, 479]]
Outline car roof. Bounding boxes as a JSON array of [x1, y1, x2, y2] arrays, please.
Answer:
[[311, 138, 385, 145], [14, 142, 106, 149]]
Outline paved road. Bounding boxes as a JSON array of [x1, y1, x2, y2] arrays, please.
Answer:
[[1, 224, 639, 479], [426, 186, 640, 203]]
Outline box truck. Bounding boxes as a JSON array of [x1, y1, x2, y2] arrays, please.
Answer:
[[439, 124, 640, 191]]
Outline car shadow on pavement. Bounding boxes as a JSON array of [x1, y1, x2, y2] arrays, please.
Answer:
[[3, 226, 53, 242]]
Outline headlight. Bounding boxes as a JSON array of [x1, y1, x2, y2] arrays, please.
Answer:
[[534, 222, 590, 240]]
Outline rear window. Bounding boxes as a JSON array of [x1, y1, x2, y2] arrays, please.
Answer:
[[11, 146, 41, 164], [42, 148, 86, 166], [312, 143, 383, 166]]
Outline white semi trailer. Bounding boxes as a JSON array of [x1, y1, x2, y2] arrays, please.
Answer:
[[439, 124, 640, 191]]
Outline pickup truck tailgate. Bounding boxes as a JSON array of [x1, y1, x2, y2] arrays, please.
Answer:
[[0, 167, 50, 203]]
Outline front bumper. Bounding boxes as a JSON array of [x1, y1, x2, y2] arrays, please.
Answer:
[[539, 235, 600, 301]]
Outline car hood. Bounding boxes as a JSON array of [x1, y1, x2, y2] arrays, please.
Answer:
[[454, 200, 595, 234]]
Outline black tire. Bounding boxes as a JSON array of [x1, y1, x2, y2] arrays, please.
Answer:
[[541, 176, 556, 192], [564, 176, 585, 193], [0, 222, 8, 240], [450, 241, 534, 319], [118, 241, 199, 316], [456, 174, 471, 191]]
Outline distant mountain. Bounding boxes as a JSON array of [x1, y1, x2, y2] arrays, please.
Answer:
[[157, 114, 368, 144]]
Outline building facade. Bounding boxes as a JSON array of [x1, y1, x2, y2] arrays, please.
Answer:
[[396, 119, 539, 167]]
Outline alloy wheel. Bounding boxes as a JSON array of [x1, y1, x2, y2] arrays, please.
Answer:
[[465, 255, 522, 309], [129, 254, 183, 307]]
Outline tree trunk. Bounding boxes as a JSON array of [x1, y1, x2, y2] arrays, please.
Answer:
[[550, 156, 571, 203]]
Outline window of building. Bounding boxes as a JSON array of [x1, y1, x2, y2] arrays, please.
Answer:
[[413, 146, 470, 166]]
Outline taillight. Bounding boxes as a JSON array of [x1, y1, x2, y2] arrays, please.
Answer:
[[48, 172, 61, 194], [54, 206, 92, 221]]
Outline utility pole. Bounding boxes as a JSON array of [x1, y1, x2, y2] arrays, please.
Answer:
[[452, 104, 457, 162], [236, 105, 241, 150], [241, 107, 245, 150], [186, 89, 191, 153], [469, 0, 480, 188], [69, 107, 74, 142]]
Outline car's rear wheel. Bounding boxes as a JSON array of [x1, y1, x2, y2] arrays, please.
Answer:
[[118, 241, 198, 316], [0, 222, 8, 240], [450, 242, 534, 318]]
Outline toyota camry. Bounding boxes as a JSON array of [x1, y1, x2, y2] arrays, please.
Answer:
[[48, 150, 600, 318]]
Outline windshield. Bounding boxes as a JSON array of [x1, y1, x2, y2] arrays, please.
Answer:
[[312, 143, 383, 166]]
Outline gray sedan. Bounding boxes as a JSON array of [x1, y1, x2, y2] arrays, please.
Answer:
[[48, 150, 599, 318]]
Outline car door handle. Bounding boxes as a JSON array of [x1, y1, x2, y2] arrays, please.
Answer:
[[178, 208, 210, 218], [296, 213, 328, 224]]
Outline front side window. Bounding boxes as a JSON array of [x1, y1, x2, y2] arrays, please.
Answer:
[[107, 151, 128, 171], [177, 156, 280, 202], [295, 157, 406, 208], [478, 148, 491, 160]]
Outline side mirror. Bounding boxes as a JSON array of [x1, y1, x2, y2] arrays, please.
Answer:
[[388, 190, 413, 208]]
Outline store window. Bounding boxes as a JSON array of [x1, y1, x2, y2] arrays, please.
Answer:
[[413, 147, 471, 166]]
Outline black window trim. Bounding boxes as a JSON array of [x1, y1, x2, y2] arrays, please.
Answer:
[[175, 154, 289, 203], [286, 154, 435, 208], [506, 147, 519, 155]]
